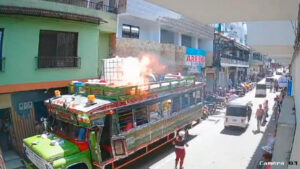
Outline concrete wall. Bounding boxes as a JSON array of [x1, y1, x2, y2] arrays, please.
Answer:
[[113, 38, 186, 67], [272, 96, 296, 169], [0, 15, 107, 85], [117, 15, 160, 42], [288, 51, 300, 169]]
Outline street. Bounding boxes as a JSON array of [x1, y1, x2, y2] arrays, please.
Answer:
[[124, 85, 278, 169]]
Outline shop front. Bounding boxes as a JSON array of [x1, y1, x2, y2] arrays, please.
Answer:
[[0, 87, 67, 167], [10, 88, 67, 154]]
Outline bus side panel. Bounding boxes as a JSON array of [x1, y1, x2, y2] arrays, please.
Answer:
[[123, 104, 202, 152]]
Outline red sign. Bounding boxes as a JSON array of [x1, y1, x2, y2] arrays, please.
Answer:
[[186, 55, 206, 63]]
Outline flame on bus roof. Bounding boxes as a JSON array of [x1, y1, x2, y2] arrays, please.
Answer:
[[103, 55, 167, 87]]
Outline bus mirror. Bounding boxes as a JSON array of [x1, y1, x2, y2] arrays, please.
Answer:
[[112, 137, 127, 157]]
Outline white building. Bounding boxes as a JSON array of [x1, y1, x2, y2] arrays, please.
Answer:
[[115, 0, 214, 75]]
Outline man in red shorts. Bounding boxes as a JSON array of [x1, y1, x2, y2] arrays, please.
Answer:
[[174, 130, 189, 169]]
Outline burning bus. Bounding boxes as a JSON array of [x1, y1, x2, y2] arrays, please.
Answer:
[[23, 57, 205, 169]]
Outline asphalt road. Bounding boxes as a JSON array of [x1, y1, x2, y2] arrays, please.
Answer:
[[123, 84, 278, 169]]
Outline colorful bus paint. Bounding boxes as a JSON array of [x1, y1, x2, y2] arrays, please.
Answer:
[[23, 76, 205, 169]]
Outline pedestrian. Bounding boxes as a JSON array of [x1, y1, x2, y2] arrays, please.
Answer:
[[0, 118, 10, 151], [270, 80, 273, 92], [263, 100, 269, 123], [256, 104, 264, 132], [274, 80, 279, 92], [174, 130, 189, 169], [34, 120, 43, 134]]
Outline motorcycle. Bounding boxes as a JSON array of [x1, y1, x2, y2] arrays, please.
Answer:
[[202, 105, 209, 119], [204, 95, 217, 115]]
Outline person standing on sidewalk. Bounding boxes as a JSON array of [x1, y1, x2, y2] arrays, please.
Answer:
[[174, 130, 189, 169], [256, 104, 264, 132], [263, 100, 269, 123]]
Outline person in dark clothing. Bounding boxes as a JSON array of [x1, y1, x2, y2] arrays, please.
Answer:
[[174, 130, 189, 169], [0, 118, 10, 151], [274, 80, 279, 92]]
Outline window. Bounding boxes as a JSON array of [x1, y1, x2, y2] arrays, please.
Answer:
[[195, 90, 202, 103], [134, 107, 148, 126], [38, 30, 79, 68], [50, 118, 86, 141], [148, 103, 162, 122], [122, 25, 139, 39], [181, 94, 189, 109], [189, 92, 196, 105], [117, 109, 134, 132], [160, 29, 175, 44], [181, 34, 192, 48], [0, 29, 3, 71], [171, 96, 181, 113], [162, 99, 171, 117]]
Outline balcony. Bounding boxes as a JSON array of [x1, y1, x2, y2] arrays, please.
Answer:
[[36, 56, 81, 69], [43, 0, 117, 13], [220, 57, 249, 67], [0, 0, 118, 24]]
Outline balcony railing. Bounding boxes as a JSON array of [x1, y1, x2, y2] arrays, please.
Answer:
[[43, 0, 117, 14], [220, 57, 249, 67], [36, 56, 81, 69]]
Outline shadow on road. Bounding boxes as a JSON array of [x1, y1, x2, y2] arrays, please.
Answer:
[[220, 126, 247, 136], [123, 126, 199, 169]]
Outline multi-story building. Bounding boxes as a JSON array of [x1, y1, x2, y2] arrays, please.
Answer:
[[249, 51, 264, 79], [213, 33, 250, 89], [215, 22, 248, 45], [112, 0, 214, 78], [0, 0, 120, 166]]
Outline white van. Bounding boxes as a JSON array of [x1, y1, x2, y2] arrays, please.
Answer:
[[224, 100, 252, 129], [255, 83, 267, 97]]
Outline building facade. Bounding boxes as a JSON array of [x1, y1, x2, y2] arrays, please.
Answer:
[[113, 0, 214, 77], [0, 0, 119, 165], [213, 33, 250, 90]]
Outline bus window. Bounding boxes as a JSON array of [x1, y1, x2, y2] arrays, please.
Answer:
[[181, 94, 189, 109], [148, 103, 162, 122], [162, 99, 171, 117], [189, 92, 196, 105], [134, 107, 148, 126], [118, 109, 134, 132], [195, 90, 202, 103], [172, 96, 181, 113]]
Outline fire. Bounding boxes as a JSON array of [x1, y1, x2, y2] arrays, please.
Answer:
[[104, 54, 167, 87]]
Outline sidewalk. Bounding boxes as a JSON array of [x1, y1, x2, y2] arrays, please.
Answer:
[[246, 107, 277, 169]]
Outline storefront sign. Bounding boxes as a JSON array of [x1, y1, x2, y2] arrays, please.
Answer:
[[186, 48, 206, 74], [12, 90, 52, 118]]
